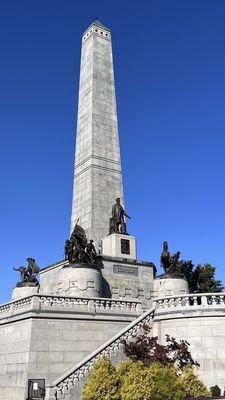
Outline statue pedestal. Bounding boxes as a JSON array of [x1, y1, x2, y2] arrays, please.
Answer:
[[154, 274, 189, 298], [12, 282, 39, 301], [101, 233, 137, 260], [58, 264, 102, 298]]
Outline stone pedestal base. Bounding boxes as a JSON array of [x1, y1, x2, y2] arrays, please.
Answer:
[[101, 233, 137, 260], [12, 282, 39, 300], [58, 264, 102, 297], [154, 274, 189, 297]]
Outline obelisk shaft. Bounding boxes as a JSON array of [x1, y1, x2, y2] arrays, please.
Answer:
[[71, 21, 124, 245]]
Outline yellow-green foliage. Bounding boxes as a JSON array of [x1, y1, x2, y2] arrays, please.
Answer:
[[179, 366, 211, 398], [118, 361, 185, 400], [146, 362, 185, 400], [118, 360, 154, 400], [82, 358, 211, 400], [82, 357, 120, 400]]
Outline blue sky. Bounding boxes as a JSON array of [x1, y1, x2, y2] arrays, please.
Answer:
[[0, 0, 225, 303]]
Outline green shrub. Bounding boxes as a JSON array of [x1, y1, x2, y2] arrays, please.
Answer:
[[210, 384, 221, 396], [82, 358, 211, 400]]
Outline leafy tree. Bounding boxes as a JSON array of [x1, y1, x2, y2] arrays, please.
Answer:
[[194, 264, 224, 293], [179, 262, 223, 293], [179, 260, 197, 292], [179, 366, 211, 398], [210, 384, 221, 396], [122, 325, 199, 370], [82, 357, 120, 400]]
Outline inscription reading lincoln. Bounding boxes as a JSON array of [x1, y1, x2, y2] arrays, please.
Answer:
[[113, 265, 138, 276]]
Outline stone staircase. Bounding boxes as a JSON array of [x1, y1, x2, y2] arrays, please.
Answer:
[[45, 306, 156, 400]]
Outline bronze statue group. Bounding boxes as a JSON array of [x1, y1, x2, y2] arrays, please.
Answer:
[[13, 199, 186, 283], [13, 258, 40, 285], [65, 198, 131, 266], [65, 223, 97, 265]]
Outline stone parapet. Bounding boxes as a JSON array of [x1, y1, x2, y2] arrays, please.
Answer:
[[0, 294, 143, 323], [154, 292, 225, 317]]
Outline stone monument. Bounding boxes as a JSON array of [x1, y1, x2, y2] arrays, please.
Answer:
[[0, 19, 225, 400], [70, 19, 124, 246]]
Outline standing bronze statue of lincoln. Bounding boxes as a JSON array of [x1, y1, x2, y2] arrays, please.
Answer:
[[111, 197, 131, 234]]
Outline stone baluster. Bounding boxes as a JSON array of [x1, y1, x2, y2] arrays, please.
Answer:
[[105, 300, 110, 310], [94, 300, 100, 309], [177, 296, 182, 308], [215, 294, 222, 305], [169, 297, 175, 307], [192, 296, 198, 306], [158, 299, 164, 310], [111, 301, 116, 310], [211, 295, 216, 306], [165, 298, 171, 308], [201, 295, 208, 307], [221, 295, 225, 305], [181, 296, 187, 307]]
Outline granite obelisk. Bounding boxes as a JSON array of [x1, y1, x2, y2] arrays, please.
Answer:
[[71, 20, 124, 244]]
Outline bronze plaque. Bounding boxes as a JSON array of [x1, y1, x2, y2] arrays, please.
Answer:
[[121, 239, 130, 255]]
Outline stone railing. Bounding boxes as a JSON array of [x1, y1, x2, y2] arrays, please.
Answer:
[[0, 295, 33, 317], [46, 306, 155, 399], [154, 292, 225, 312], [39, 295, 142, 313], [0, 294, 142, 320]]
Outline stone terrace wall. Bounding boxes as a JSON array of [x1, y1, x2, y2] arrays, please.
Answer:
[[0, 318, 32, 400], [0, 294, 142, 400], [153, 293, 225, 390]]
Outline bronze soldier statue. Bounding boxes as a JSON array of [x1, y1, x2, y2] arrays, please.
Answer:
[[64, 240, 74, 264], [86, 240, 97, 264]]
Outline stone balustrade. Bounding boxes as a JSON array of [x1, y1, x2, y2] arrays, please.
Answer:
[[154, 292, 225, 311], [46, 306, 155, 399], [0, 294, 142, 320]]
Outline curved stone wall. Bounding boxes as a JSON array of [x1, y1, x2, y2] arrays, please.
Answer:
[[154, 275, 189, 297], [153, 293, 225, 389], [58, 265, 102, 297]]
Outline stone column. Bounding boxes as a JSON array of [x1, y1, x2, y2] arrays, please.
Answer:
[[70, 20, 124, 245]]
